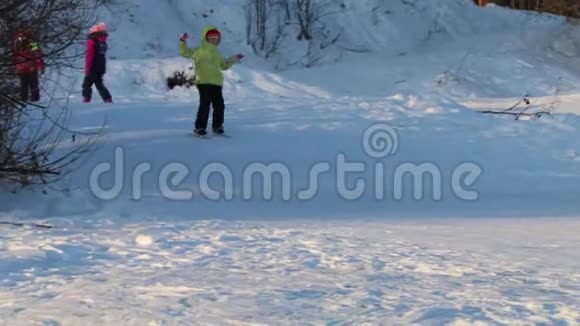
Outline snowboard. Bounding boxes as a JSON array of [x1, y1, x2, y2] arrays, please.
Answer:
[[190, 132, 231, 139]]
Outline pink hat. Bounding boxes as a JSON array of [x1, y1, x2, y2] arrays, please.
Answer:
[[206, 29, 221, 40], [89, 22, 107, 34]]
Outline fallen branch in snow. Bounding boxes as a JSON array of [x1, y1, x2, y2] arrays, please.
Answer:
[[479, 109, 551, 120], [335, 45, 371, 53], [480, 87, 563, 120], [0, 166, 59, 176], [0, 221, 53, 229], [502, 95, 531, 112]]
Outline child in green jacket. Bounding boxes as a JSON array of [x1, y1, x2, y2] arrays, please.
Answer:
[[179, 26, 244, 136]]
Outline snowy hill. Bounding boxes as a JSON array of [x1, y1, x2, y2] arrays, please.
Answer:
[[96, 0, 568, 60], [1, 0, 580, 324], [62, 0, 580, 101]]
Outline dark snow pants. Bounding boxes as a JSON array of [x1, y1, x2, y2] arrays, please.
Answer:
[[195, 84, 225, 131], [82, 72, 111, 101], [19, 71, 40, 102]]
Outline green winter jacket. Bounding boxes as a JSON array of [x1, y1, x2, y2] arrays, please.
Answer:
[[178, 25, 237, 86]]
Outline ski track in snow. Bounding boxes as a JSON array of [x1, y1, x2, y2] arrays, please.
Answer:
[[0, 219, 579, 325]]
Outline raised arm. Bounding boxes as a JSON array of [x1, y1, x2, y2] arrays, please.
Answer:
[[178, 33, 196, 58], [220, 53, 244, 70]]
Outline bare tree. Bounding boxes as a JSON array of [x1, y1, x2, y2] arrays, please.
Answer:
[[293, 0, 339, 41], [540, 0, 580, 17], [0, 0, 104, 187], [507, 0, 580, 17], [246, 0, 341, 66], [246, 0, 292, 58]]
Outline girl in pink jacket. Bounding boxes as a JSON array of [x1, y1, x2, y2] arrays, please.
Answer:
[[82, 23, 112, 103]]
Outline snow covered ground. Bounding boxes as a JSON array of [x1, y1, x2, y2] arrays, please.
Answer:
[[1, 219, 579, 325], [1, 0, 580, 324]]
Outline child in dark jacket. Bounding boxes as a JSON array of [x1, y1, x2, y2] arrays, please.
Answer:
[[82, 22, 112, 103], [14, 31, 44, 102]]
